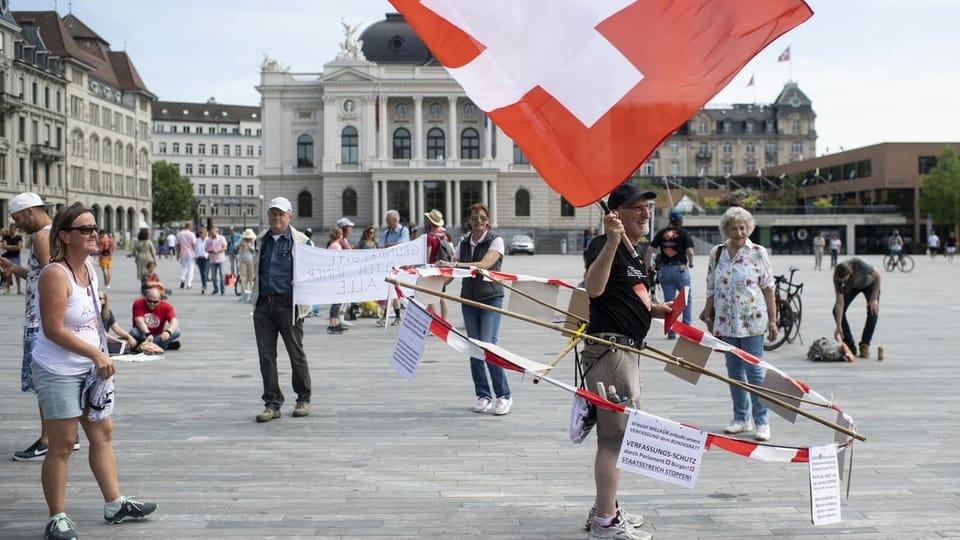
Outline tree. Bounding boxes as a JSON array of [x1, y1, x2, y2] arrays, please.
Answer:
[[920, 147, 960, 227], [152, 161, 195, 227]]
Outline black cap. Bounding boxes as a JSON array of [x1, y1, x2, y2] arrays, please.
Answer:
[[606, 183, 657, 210]]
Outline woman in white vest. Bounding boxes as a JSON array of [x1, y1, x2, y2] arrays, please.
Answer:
[[32, 203, 156, 540]]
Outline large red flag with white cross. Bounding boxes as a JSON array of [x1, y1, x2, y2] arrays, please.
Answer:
[[389, 0, 813, 206]]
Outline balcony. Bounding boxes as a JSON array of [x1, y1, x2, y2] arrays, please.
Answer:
[[695, 151, 712, 160], [30, 144, 65, 162], [0, 92, 24, 111]]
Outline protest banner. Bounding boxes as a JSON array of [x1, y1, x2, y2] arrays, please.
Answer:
[[293, 236, 426, 305], [809, 443, 842, 525], [390, 298, 433, 380]]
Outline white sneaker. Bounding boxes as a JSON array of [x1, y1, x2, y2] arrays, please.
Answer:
[[473, 397, 492, 413], [492, 397, 512, 416], [588, 510, 652, 539], [586, 505, 644, 530], [755, 424, 771, 441], [723, 419, 755, 434], [341, 320, 354, 327]]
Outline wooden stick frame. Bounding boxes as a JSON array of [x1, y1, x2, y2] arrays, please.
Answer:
[[387, 275, 866, 442]]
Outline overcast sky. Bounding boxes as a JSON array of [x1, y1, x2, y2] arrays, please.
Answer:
[[15, 0, 958, 155]]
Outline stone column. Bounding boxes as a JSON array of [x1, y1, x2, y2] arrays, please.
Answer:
[[322, 95, 338, 171], [363, 96, 377, 164], [489, 180, 498, 227], [445, 180, 453, 226], [413, 96, 424, 161], [447, 96, 458, 161], [417, 180, 426, 218], [380, 179, 389, 219], [845, 223, 856, 256], [372, 179, 380, 226], [483, 118, 492, 161], [481, 177, 488, 206], [379, 96, 388, 160], [453, 179, 461, 227], [408, 180, 416, 223]]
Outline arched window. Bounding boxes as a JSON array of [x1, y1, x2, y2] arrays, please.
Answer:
[[341, 126, 358, 164], [115, 142, 123, 165], [71, 129, 84, 157], [139, 148, 149, 172], [342, 188, 358, 216], [89, 134, 99, 160], [126, 144, 135, 168], [514, 189, 531, 217], [460, 128, 480, 160], [560, 197, 576, 217], [426, 127, 445, 160], [298, 190, 313, 218], [102, 138, 112, 162], [392, 128, 411, 159], [296, 134, 313, 168]]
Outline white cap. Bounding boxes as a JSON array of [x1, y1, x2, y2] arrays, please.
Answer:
[[267, 197, 292, 213], [8, 192, 44, 215], [336, 217, 355, 228]]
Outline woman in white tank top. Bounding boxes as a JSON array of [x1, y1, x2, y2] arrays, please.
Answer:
[[32, 203, 156, 539]]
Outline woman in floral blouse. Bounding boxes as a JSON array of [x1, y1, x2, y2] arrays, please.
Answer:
[[700, 207, 777, 442]]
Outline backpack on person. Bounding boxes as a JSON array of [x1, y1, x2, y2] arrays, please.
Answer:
[[434, 233, 454, 262], [807, 337, 854, 362]]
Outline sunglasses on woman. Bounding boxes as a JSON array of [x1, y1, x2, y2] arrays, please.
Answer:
[[64, 225, 99, 236]]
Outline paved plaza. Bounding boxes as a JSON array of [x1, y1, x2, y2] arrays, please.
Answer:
[[1, 250, 959, 539]]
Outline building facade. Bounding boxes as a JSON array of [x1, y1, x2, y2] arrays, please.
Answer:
[[258, 13, 818, 251], [766, 142, 960, 252], [8, 9, 154, 242], [0, 4, 67, 216], [152, 99, 262, 231]]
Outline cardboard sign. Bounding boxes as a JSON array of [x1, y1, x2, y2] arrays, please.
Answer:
[[414, 276, 448, 305], [390, 297, 433, 380], [293, 236, 426, 305], [507, 281, 560, 321], [563, 288, 590, 332], [809, 443, 842, 526], [664, 337, 712, 385], [758, 369, 805, 424], [617, 410, 707, 489]]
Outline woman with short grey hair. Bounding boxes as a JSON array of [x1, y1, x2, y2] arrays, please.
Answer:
[[700, 206, 777, 442]]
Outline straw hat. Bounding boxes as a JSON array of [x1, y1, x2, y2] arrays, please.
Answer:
[[424, 209, 444, 227], [241, 228, 256, 240]]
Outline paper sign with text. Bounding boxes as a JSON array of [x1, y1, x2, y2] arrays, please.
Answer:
[[809, 443, 842, 526], [293, 236, 426, 305], [390, 297, 433, 380], [617, 410, 707, 489]]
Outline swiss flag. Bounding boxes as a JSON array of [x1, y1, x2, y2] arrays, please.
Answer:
[[389, 0, 812, 206]]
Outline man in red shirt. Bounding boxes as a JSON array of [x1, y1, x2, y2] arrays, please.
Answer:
[[131, 287, 181, 350]]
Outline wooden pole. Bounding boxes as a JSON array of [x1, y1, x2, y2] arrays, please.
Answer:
[[532, 336, 582, 384], [387, 276, 866, 442]]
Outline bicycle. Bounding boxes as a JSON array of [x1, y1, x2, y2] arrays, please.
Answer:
[[883, 252, 914, 273], [764, 266, 803, 351]]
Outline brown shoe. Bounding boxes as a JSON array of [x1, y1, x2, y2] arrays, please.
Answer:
[[858, 343, 870, 359], [255, 407, 280, 423], [292, 402, 311, 417]]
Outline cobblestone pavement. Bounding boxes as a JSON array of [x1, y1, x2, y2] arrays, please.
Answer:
[[1, 251, 958, 539]]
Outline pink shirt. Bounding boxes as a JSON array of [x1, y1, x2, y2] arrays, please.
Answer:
[[176, 229, 197, 258], [206, 236, 227, 263]]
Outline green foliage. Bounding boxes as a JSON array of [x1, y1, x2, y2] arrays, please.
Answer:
[[812, 197, 833, 209], [920, 147, 960, 225], [703, 196, 720, 209], [152, 161, 195, 227], [721, 188, 763, 209], [765, 176, 803, 208]]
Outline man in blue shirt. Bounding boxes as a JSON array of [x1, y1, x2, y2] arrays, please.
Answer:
[[251, 197, 312, 422], [378, 209, 409, 326]]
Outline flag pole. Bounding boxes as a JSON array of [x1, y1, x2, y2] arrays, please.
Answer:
[[388, 276, 866, 442]]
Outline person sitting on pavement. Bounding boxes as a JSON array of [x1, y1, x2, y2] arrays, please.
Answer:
[[130, 287, 181, 351], [140, 260, 168, 298], [98, 291, 138, 352], [833, 257, 881, 359]]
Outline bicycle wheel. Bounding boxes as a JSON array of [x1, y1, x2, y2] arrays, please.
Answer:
[[763, 298, 790, 351], [883, 254, 896, 272], [786, 294, 802, 343], [234, 275, 242, 296], [899, 254, 915, 273]]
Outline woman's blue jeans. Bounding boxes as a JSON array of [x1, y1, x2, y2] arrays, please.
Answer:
[[720, 334, 768, 426], [462, 295, 510, 400]]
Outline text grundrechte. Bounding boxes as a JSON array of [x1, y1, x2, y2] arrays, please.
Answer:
[[390, 301, 432, 380], [809, 443, 842, 525], [617, 410, 707, 489]]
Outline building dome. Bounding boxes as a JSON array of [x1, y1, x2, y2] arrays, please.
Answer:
[[360, 13, 433, 65]]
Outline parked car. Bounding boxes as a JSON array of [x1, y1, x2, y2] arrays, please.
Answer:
[[509, 234, 536, 255]]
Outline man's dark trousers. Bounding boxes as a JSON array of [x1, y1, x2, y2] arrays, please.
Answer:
[[254, 296, 310, 409]]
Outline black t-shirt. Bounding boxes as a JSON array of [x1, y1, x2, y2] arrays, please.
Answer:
[[584, 235, 653, 343], [650, 226, 692, 266], [102, 309, 116, 329], [833, 257, 876, 294], [2, 233, 22, 255]]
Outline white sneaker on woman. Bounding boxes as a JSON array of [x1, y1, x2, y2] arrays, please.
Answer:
[[492, 397, 512, 416], [723, 419, 755, 434], [755, 424, 771, 441], [473, 397, 492, 413]]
